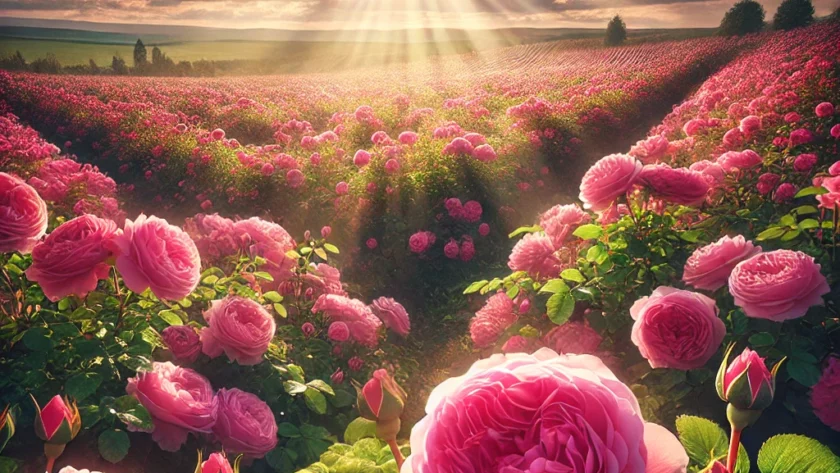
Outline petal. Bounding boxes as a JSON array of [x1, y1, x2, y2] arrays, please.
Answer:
[[643, 422, 688, 473]]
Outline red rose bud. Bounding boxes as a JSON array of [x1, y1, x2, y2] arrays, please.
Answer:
[[32, 394, 81, 445], [195, 451, 240, 473], [0, 405, 14, 454], [357, 369, 407, 440], [715, 345, 784, 412]]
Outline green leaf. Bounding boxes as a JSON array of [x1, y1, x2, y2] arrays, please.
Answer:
[[781, 230, 801, 241], [65, 372, 102, 402], [560, 269, 585, 283], [506, 285, 521, 300], [798, 219, 820, 230], [114, 396, 153, 431], [573, 224, 603, 240], [277, 422, 301, 438], [307, 379, 335, 396], [262, 291, 283, 303], [157, 309, 183, 326], [463, 280, 488, 295], [539, 279, 569, 295], [546, 292, 574, 325], [757, 434, 840, 473], [265, 446, 297, 471], [0, 457, 20, 473], [794, 205, 818, 215], [274, 303, 288, 318], [304, 388, 328, 414], [344, 417, 377, 444], [680, 230, 703, 243], [786, 359, 821, 387], [314, 248, 328, 260], [748, 332, 776, 347], [794, 186, 828, 198], [508, 225, 541, 239], [756, 227, 786, 241], [22, 327, 53, 351], [676, 415, 749, 473], [284, 380, 308, 395], [201, 274, 219, 285], [98, 429, 130, 464], [330, 389, 355, 408], [253, 271, 274, 281], [324, 243, 340, 254]]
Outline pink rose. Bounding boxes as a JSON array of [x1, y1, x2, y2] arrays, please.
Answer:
[[539, 203, 589, 247], [629, 134, 669, 163], [729, 250, 829, 321], [829, 161, 840, 176], [500, 335, 535, 353], [757, 173, 780, 195], [831, 124, 840, 139], [126, 362, 218, 451], [462, 200, 482, 222], [739, 115, 761, 134], [354, 149, 371, 167], [469, 292, 517, 348], [285, 168, 304, 188], [301, 322, 315, 337], [108, 214, 201, 300], [478, 223, 490, 236], [507, 232, 561, 280], [328, 321, 350, 341], [234, 217, 296, 283], [201, 453, 233, 473], [213, 388, 278, 458], [811, 357, 840, 431], [773, 182, 796, 203], [716, 150, 763, 172], [312, 294, 382, 347], [789, 128, 813, 147], [331, 368, 345, 384], [384, 158, 400, 174], [639, 164, 710, 207], [630, 287, 725, 370], [25, 215, 119, 301], [682, 235, 761, 291], [460, 238, 475, 261], [370, 297, 410, 336], [723, 127, 743, 147], [162, 326, 202, 363], [210, 128, 225, 141], [409, 231, 435, 254], [689, 160, 725, 186], [816, 102, 835, 118], [471, 144, 497, 162], [348, 356, 364, 371], [683, 118, 708, 136], [335, 181, 349, 195], [201, 296, 276, 365], [404, 349, 688, 473], [793, 153, 817, 173], [399, 131, 418, 145], [543, 321, 603, 355], [443, 239, 459, 259], [579, 154, 643, 211], [0, 172, 48, 254], [366, 237, 378, 249]]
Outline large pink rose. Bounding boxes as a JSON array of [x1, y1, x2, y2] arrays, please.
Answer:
[[201, 296, 276, 365], [682, 235, 761, 291], [507, 232, 562, 280], [162, 326, 202, 363], [312, 294, 382, 347], [579, 154, 643, 211], [25, 214, 119, 301], [729, 250, 829, 321], [811, 357, 840, 432], [630, 287, 725, 370], [0, 172, 48, 254], [629, 134, 670, 163], [539, 203, 590, 247], [370, 297, 411, 336], [108, 214, 200, 300], [213, 388, 278, 458], [408, 231, 435, 254], [233, 217, 296, 283], [638, 164, 710, 207], [126, 362, 218, 452], [404, 349, 688, 473], [716, 150, 763, 172]]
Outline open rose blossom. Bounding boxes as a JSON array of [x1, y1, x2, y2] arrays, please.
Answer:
[[404, 349, 688, 473], [638, 164, 710, 207], [729, 250, 830, 321], [539, 203, 589, 247], [201, 296, 276, 365], [312, 294, 383, 347], [630, 287, 725, 370], [162, 326, 202, 363], [213, 388, 278, 458], [469, 292, 517, 348], [811, 357, 840, 431], [579, 154, 643, 211], [25, 214, 119, 301], [370, 297, 411, 336], [108, 214, 200, 300], [126, 362, 218, 452], [0, 172, 48, 254], [682, 235, 761, 291], [507, 232, 562, 280]]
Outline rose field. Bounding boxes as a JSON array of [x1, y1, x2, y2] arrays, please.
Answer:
[[1, 15, 840, 473]]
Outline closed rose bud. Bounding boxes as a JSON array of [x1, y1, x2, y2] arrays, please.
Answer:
[[357, 369, 407, 440], [0, 405, 14, 454], [716, 345, 784, 416], [32, 395, 80, 445], [331, 368, 345, 384], [301, 322, 315, 337], [198, 452, 236, 473]]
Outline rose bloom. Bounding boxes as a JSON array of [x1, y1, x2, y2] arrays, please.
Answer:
[[404, 349, 688, 473], [508, 233, 562, 279], [811, 357, 840, 431], [443, 239, 460, 259], [286, 169, 305, 188], [469, 292, 517, 348], [108, 214, 201, 301], [213, 388, 278, 458], [312, 294, 382, 347], [201, 296, 276, 366], [370, 296, 411, 336], [722, 127, 743, 147], [162, 326, 202, 363], [328, 321, 350, 342], [689, 160, 725, 187], [816, 102, 835, 118], [629, 134, 669, 163], [0, 172, 48, 254], [638, 164, 710, 207], [501, 335, 536, 353], [353, 149, 371, 167], [830, 161, 840, 176], [460, 238, 476, 262], [543, 321, 603, 355], [335, 181, 349, 195], [579, 154, 643, 211], [729, 250, 830, 321], [773, 182, 796, 203], [756, 173, 781, 195], [682, 235, 761, 291], [631, 287, 725, 370], [472, 144, 498, 162], [409, 231, 435, 254], [739, 115, 761, 134], [716, 150, 763, 172], [399, 131, 418, 145], [817, 176, 840, 210], [234, 217, 296, 283], [25, 215, 119, 301], [793, 153, 817, 173], [832, 124, 840, 139], [126, 362, 218, 451], [539, 203, 589, 247], [789, 128, 813, 147], [478, 222, 490, 236]]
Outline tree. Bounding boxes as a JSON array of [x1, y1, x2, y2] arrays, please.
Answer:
[[719, 0, 765, 36], [605, 15, 627, 46], [773, 0, 814, 30], [88, 59, 100, 75], [133, 39, 147, 68], [152, 46, 163, 65], [112, 55, 129, 75]]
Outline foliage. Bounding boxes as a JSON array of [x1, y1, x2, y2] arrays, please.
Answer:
[[605, 15, 628, 46], [773, 0, 815, 31], [719, 0, 766, 36]]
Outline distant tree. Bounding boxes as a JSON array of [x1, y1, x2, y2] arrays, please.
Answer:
[[774, 0, 814, 30], [112, 55, 129, 75], [719, 0, 766, 36], [30, 54, 61, 74], [88, 59, 100, 75], [152, 46, 163, 65], [605, 15, 627, 46], [0, 50, 28, 70], [133, 39, 147, 68]]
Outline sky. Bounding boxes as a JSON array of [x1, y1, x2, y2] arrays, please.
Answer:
[[0, 0, 838, 30]]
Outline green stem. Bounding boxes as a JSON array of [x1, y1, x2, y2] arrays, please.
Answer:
[[727, 427, 741, 473], [387, 439, 404, 471]]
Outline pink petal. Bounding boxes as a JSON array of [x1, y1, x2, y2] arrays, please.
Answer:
[[643, 422, 688, 473]]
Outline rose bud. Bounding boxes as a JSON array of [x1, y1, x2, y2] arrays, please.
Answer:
[[0, 405, 15, 454], [32, 394, 81, 471], [716, 345, 784, 430], [195, 452, 239, 473], [357, 369, 407, 440]]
